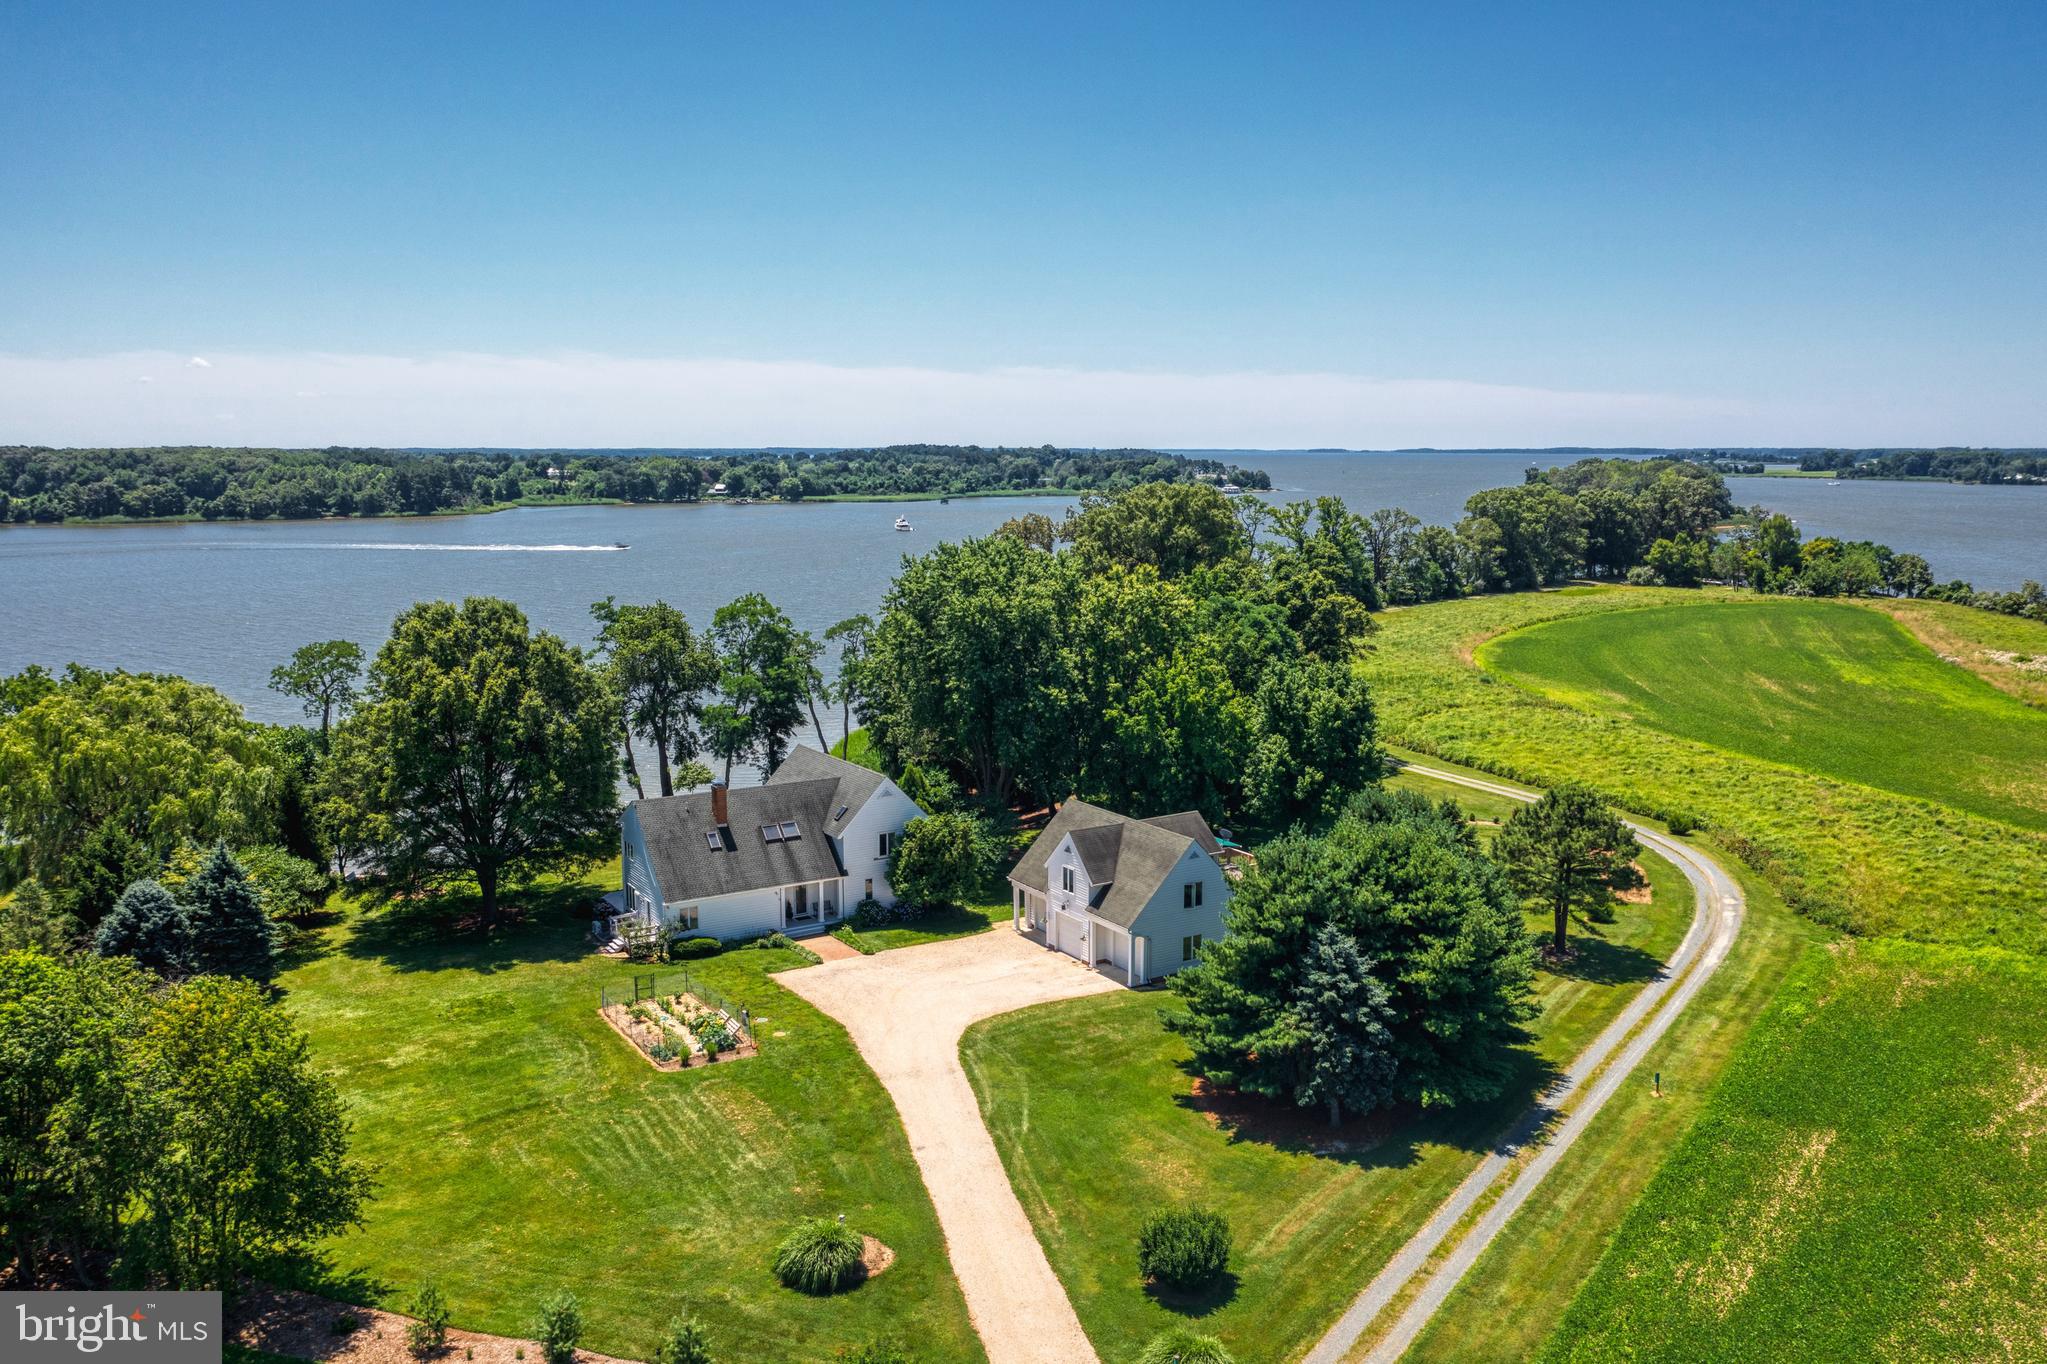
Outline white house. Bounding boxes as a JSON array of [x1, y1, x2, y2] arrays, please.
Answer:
[[619, 747, 924, 941], [1008, 799, 1233, 986]]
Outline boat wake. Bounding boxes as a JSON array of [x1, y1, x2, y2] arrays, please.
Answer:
[[318, 542, 628, 553]]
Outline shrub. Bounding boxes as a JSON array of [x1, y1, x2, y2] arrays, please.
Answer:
[[652, 1313, 714, 1364], [695, 1022, 733, 1056], [405, 1281, 449, 1358], [772, 1217, 865, 1294], [1133, 1327, 1235, 1364], [1136, 1207, 1231, 1292], [888, 812, 997, 908], [671, 935, 721, 959], [328, 1311, 362, 1337], [649, 1041, 677, 1063], [534, 1290, 582, 1364], [1665, 810, 1699, 836]]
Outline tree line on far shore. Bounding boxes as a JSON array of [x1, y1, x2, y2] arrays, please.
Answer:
[[0, 443, 1268, 523]]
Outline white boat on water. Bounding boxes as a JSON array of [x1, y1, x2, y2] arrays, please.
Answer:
[[894, 515, 912, 531], [1219, 482, 1243, 494]]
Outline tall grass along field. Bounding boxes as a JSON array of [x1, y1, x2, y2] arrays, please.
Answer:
[[1361, 587, 2047, 952]]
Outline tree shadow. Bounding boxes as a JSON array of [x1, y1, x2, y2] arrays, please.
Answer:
[[252, 1247, 389, 1308], [335, 879, 601, 975], [1170, 1039, 1563, 1169], [1540, 930, 1665, 986], [1144, 1269, 1241, 1317]]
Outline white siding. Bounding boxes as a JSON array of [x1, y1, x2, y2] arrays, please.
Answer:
[[1126, 844, 1232, 981], [834, 778, 922, 906], [667, 886, 783, 941], [620, 807, 664, 922]]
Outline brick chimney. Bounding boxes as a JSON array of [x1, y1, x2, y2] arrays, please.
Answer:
[[710, 780, 729, 827]]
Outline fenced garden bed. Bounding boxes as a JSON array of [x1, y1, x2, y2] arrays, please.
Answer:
[[600, 969, 758, 1070]]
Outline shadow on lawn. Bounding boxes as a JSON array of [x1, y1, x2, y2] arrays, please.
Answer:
[[1172, 1041, 1560, 1169], [1145, 1268, 1242, 1318], [336, 878, 600, 975]]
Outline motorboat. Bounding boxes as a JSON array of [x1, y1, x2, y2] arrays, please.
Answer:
[[894, 516, 912, 532]]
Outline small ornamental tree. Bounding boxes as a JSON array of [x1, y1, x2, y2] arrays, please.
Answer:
[[652, 1313, 715, 1364], [182, 843, 277, 983], [888, 812, 993, 909], [1135, 1207, 1232, 1292], [94, 880, 194, 978], [405, 1281, 450, 1358], [1492, 783, 1646, 957], [535, 1291, 583, 1364]]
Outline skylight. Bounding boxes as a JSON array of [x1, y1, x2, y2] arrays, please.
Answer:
[[780, 820, 801, 839], [704, 831, 721, 851], [833, 804, 848, 822], [762, 823, 784, 844]]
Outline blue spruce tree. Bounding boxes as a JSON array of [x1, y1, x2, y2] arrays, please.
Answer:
[[94, 879, 195, 978], [183, 843, 277, 983]]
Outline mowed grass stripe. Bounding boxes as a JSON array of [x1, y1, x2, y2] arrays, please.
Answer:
[[277, 877, 984, 1364], [1536, 938, 2047, 1363], [1478, 599, 2047, 831]]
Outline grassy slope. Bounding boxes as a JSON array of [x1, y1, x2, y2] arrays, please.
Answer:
[[962, 790, 1691, 1364], [276, 869, 982, 1364], [1361, 586, 2047, 951], [1534, 938, 2047, 1364], [1479, 598, 2047, 831]]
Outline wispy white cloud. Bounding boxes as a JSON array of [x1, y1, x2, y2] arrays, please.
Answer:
[[0, 349, 2030, 448], [186, 355, 212, 368]]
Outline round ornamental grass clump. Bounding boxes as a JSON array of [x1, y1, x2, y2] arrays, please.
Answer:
[[772, 1216, 865, 1294], [1135, 1206, 1232, 1293], [1133, 1327, 1235, 1364]]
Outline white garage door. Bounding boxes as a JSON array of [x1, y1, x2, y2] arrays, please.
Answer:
[[1052, 910, 1089, 961]]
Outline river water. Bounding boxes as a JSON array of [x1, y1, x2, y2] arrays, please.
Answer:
[[1, 452, 2038, 738]]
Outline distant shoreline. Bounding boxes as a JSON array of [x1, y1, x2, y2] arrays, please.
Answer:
[[0, 486, 1098, 530]]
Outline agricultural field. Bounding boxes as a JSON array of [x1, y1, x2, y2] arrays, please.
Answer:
[[1361, 586, 2047, 951], [961, 791, 1693, 1363], [1479, 598, 2047, 831], [274, 868, 983, 1364], [1536, 938, 2047, 1363]]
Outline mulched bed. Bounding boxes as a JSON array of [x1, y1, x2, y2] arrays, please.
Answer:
[[231, 1283, 638, 1364], [1184, 1078, 1408, 1154]]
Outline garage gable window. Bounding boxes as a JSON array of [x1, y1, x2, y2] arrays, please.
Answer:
[[1061, 865, 1075, 893], [1183, 881, 1203, 908]]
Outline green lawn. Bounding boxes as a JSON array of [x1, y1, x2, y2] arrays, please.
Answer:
[[1535, 938, 2047, 1363], [831, 900, 1009, 952], [275, 870, 982, 1364], [961, 786, 1692, 1364], [1361, 587, 2047, 952], [1480, 598, 2047, 831]]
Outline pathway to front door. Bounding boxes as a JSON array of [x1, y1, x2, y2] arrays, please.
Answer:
[[780, 929, 1119, 1364]]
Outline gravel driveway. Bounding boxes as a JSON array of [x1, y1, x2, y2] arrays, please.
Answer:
[[780, 928, 1120, 1364]]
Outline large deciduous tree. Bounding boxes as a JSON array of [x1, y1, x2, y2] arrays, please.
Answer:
[[703, 594, 810, 782], [267, 640, 365, 743], [1491, 783, 1644, 957], [329, 597, 617, 927], [590, 598, 719, 799], [887, 812, 996, 909], [0, 669, 283, 912], [1061, 482, 1248, 580]]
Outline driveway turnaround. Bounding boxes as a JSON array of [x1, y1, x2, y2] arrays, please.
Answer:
[[1304, 763, 1747, 1364], [780, 929, 1121, 1364]]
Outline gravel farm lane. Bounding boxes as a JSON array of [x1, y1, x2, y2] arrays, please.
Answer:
[[1305, 763, 1747, 1364]]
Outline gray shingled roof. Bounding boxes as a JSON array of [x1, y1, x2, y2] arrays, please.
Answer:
[[765, 746, 889, 838], [1009, 799, 1221, 929], [633, 777, 845, 903]]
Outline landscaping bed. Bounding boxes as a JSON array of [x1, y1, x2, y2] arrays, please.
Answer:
[[599, 991, 756, 1069]]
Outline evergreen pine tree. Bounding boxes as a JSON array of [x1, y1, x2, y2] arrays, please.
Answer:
[[183, 843, 276, 983], [1291, 925, 1398, 1126], [93, 879, 194, 977]]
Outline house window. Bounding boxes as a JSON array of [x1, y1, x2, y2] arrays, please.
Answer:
[[676, 905, 699, 931], [878, 831, 893, 858], [1061, 866, 1075, 893], [864, 878, 874, 899], [1183, 881, 1204, 908], [1182, 934, 1203, 962]]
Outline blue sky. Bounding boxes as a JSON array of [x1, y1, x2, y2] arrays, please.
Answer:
[[3, 1, 2043, 446]]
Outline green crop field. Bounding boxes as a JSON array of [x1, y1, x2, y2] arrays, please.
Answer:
[[1538, 938, 2047, 1363], [962, 800, 1692, 1363], [1479, 598, 2047, 831], [276, 868, 982, 1364], [1361, 587, 2047, 951]]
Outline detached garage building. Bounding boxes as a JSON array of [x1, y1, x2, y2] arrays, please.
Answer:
[[1007, 799, 1233, 986]]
